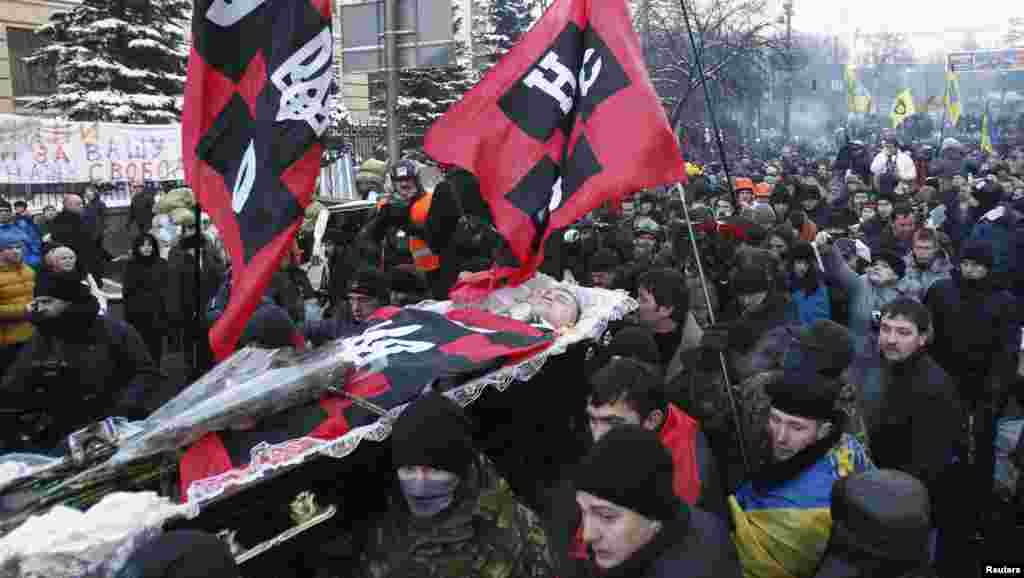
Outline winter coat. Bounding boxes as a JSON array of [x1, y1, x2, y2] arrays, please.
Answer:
[[791, 283, 831, 327], [349, 461, 554, 578], [664, 311, 705, 385], [123, 235, 170, 332], [864, 352, 960, 506], [1, 313, 162, 447], [898, 252, 954, 302], [165, 241, 226, 330], [823, 246, 913, 358], [624, 509, 742, 578], [924, 274, 1019, 405], [0, 263, 33, 347]]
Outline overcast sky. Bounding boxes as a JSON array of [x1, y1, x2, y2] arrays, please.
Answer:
[[778, 0, 1017, 59]]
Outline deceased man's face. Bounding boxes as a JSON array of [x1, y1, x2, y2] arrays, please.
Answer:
[[528, 287, 580, 329]]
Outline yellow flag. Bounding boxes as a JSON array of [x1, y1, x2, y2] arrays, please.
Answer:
[[845, 65, 871, 113], [981, 101, 993, 154], [944, 72, 961, 127], [890, 89, 915, 128]]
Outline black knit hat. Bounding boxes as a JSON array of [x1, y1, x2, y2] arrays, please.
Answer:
[[605, 326, 663, 367], [731, 265, 771, 295], [961, 240, 994, 269], [795, 320, 854, 378], [574, 425, 680, 522], [590, 249, 621, 273], [240, 303, 296, 349], [767, 372, 840, 422], [391, 391, 476, 476], [115, 530, 240, 578], [873, 249, 906, 279]]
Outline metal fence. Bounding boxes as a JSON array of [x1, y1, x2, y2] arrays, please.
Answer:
[[327, 121, 386, 162]]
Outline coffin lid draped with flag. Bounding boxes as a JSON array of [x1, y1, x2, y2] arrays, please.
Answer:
[[424, 0, 686, 286], [179, 307, 553, 502], [182, 0, 333, 359]]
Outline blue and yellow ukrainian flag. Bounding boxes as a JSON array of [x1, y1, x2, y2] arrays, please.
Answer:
[[730, 435, 873, 578]]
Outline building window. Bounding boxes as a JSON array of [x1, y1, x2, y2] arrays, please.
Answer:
[[7, 27, 57, 98]]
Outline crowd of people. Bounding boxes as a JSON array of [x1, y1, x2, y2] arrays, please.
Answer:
[[2, 130, 1024, 577]]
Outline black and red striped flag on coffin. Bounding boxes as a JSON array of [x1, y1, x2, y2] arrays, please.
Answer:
[[182, 0, 333, 360], [424, 0, 686, 289], [178, 307, 554, 500]]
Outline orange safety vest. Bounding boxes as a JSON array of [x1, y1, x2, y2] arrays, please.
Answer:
[[408, 191, 440, 272]]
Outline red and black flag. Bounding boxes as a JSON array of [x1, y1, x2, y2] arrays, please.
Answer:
[[179, 307, 553, 500], [424, 0, 686, 288], [182, 0, 333, 360]]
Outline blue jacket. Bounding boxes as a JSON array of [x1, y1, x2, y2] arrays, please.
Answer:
[[790, 283, 831, 327]]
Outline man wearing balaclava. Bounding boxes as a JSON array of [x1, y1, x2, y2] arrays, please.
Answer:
[[348, 391, 555, 578], [0, 272, 161, 451]]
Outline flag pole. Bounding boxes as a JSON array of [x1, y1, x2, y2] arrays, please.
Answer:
[[936, 72, 948, 160], [194, 194, 202, 376], [675, 182, 750, 477], [678, 0, 734, 201]]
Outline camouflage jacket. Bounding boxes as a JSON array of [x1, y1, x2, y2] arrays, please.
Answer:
[[355, 463, 554, 578]]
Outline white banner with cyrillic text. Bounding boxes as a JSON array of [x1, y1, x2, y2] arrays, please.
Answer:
[[0, 114, 183, 184]]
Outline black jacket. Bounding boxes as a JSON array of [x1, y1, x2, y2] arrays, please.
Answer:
[[1, 313, 163, 448], [865, 353, 961, 499], [924, 274, 1020, 405], [123, 241, 170, 329], [549, 504, 741, 578], [165, 240, 226, 329]]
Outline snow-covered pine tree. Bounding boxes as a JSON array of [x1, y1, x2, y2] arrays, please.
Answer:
[[370, 0, 476, 152], [475, 0, 536, 71], [25, 0, 189, 124]]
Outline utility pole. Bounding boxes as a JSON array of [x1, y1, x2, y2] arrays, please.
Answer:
[[782, 0, 794, 142], [384, 0, 400, 164]]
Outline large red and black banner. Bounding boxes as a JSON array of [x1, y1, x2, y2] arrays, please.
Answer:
[[179, 307, 554, 497], [182, 0, 333, 359], [424, 0, 686, 286]]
